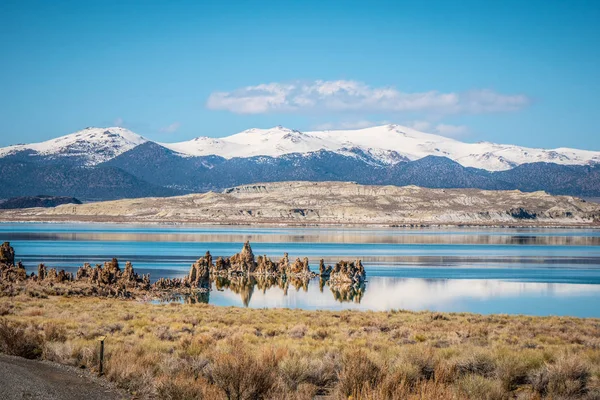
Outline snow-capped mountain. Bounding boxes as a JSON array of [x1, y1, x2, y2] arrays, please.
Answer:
[[0, 127, 147, 165], [162, 124, 600, 171], [2, 124, 600, 201], [1, 124, 599, 171], [163, 126, 340, 159]]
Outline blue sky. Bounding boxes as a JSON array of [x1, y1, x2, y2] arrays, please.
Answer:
[[1, 0, 598, 149]]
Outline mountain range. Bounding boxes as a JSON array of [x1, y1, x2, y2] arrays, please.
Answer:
[[1, 125, 599, 201]]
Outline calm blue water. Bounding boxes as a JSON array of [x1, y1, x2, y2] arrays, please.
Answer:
[[2, 223, 600, 317]]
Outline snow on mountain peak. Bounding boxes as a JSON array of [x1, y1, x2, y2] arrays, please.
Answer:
[[162, 124, 600, 171], [2, 124, 599, 171], [164, 126, 339, 159], [231, 126, 300, 139], [0, 127, 147, 165]]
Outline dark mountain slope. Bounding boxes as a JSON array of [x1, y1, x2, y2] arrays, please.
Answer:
[[493, 163, 600, 197], [381, 156, 514, 190], [102, 144, 385, 191], [4, 143, 600, 200], [103, 145, 600, 197], [101, 142, 223, 191], [0, 195, 82, 209], [0, 160, 181, 201]]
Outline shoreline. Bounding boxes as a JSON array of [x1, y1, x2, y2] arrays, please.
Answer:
[[1, 181, 599, 229], [1, 217, 599, 229], [6, 270, 600, 319]]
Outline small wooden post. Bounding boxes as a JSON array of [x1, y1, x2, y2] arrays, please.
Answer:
[[98, 336, 106, 376]]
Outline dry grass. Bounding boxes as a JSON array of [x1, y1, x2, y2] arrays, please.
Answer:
[[0, 318, 44, 359], [0, 295, 599, 399]]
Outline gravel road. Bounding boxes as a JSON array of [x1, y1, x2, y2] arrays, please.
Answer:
[[0, 354, 127, 399]]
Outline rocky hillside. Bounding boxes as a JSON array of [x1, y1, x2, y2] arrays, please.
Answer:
[[2, 182, 599, 227]]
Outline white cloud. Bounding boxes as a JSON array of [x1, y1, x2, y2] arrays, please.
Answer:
[[313, 119, 469, 137], [160, 122, 181, 133], [406, 120, 469, 137], [313, 120, 390, 130], [433, 123, 469, 138], [207, 80, 530, 115], [114, 117, 124, 126], [407, 120, 432, 132]]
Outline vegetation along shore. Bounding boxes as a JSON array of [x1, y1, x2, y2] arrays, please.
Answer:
[[1, 294, 599, 399], [1, 242, 599, 399]]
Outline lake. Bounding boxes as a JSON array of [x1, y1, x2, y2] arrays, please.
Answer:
[[2, 223, 600, 317]]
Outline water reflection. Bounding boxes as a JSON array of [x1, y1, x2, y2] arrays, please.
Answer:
[[5, 223, 600, 317], [4, 230, 600, 246], [329, 281, 366, 303], [180, 276, 366, 306], [13, 241, 600, 269], [195, 276, 600, 317]]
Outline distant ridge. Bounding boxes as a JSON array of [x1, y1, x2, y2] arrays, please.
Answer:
[[0, 125, 599, 200], [161, 124, 600, 171], [2, 124, 599, 171], [0, 195, 81, 209]]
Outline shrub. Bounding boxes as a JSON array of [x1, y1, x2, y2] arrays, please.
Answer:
[[414, 333, 427, 342], [457, 375, 505, 400], [404, 347, 438, 381], [455, 350, 496, 377], [207, 347, 277, 400], [155, 375, 206, 400], [105, 348, 156, 396], [278, 354, 311, 390], [0, 318, 44, 359], [305, 351, 340, 389], [105, 323, 123, 334], [376, 362, 421, 397], [43, 341, 74, 364], [431, 313, 450, 321], [0, 302, 12, 316], [530, 355, 591, 398], [335, 350, 381, 398], [288, 324, 307, 339], [283, 383, 318, 400], [311, 328, 328, 341], [156, 326, 175, 341], [122, 313, 134, 321], [496, 351, 543, 391], [44, 322, 67, 342]]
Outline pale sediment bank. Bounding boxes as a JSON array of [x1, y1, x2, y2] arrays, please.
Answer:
[[1, 181, 599, 228]]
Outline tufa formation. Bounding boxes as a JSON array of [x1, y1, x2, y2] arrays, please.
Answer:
[[0, 241, 366, 298]]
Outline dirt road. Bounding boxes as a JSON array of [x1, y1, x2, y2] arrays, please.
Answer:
[[0, 354, 126, 399]]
